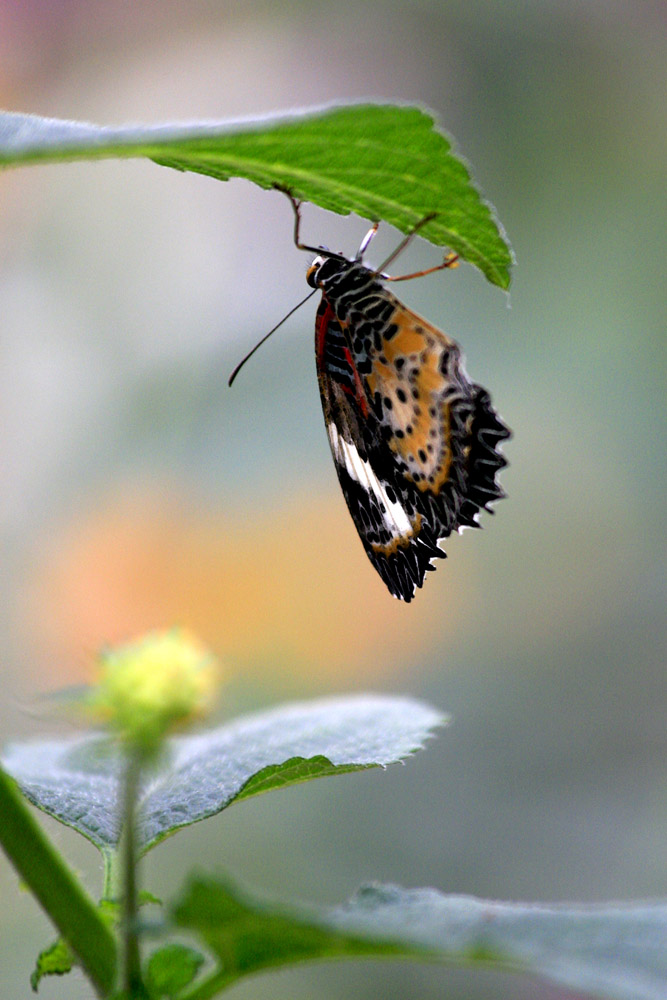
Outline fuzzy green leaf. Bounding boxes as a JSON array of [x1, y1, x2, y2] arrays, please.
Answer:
[[0, 104, 511, 287], [173, 876, 667, 1000], [2, 695, 445, 854], [145, 944, 206, 999], [30, 938, 73, 992]]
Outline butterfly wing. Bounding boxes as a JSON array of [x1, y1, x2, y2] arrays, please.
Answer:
[[314, 297, 447, 601], [315, 284, 509, 602], [357, 297, 510, 531]]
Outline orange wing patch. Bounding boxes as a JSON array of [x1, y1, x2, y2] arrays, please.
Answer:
[[364, 301, 464, 492]]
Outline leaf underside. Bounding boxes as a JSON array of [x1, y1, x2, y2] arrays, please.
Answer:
[[173, 876, 667, 1000], [0, 104, 512, 287], [2, 695, 445, 853]]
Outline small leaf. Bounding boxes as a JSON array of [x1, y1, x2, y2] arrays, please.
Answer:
[[30, 938, 73, 992], [0, 105, 512, 287], [2, 695, 445, 853], [140, 890, 163, 907], [145, 944, 205, 998], [173, 876, 667, 1000]]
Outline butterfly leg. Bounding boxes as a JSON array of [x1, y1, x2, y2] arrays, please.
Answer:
[[375, 213, 437, 273], [356, 222, 380, 260], [290, 196, 305, 248], [277, 189, 325, 254], [383, 250, 460, 283]]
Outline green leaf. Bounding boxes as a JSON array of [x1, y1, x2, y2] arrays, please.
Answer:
[[140, 891, 163, 907], [234, 754, 371, 801], [31, 898, 119, 995], [172, 876, 667, 1000], [0, 105, 511, 288], [2, 695, 445, 854], [145, 944, 206, 999], [30, 938, 73, 992]]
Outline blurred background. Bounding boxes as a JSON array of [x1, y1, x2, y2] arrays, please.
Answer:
[[0, 1, 665, 997]]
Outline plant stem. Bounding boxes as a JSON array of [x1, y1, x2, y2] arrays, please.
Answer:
[[0, 765, 117, 997], [103, 848, 120, 902], [121, 754, 148, 998]]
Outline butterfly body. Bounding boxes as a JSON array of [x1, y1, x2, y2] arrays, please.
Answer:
[[307, 253, 510, 602]]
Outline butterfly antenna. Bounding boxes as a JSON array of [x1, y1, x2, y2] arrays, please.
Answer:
[[228, 289, 318, 386]]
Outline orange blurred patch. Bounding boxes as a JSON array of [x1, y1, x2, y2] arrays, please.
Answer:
[[26, 482, 471, 685]]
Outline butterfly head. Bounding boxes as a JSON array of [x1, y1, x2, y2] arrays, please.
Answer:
[[306, 252, 350, 289]]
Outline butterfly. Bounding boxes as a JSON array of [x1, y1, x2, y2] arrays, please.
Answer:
[[230, 197, 510, 602]]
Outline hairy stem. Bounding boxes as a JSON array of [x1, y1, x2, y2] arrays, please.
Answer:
[[121, 755, 148, 998], [0, 766, 117, 996]]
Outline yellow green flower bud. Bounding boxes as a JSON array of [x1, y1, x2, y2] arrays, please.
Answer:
[[91, 629, 220, 754]]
